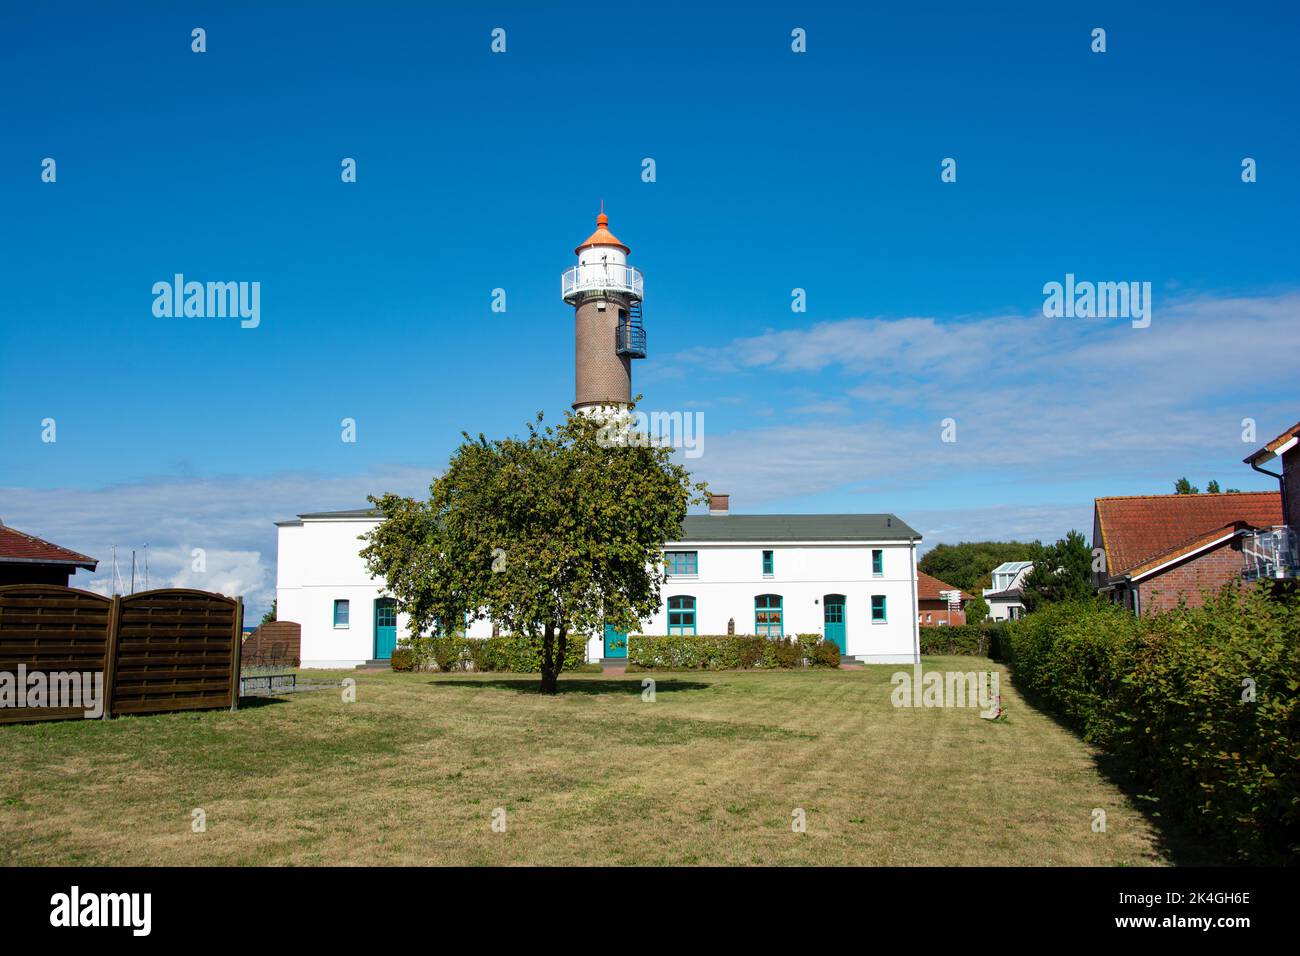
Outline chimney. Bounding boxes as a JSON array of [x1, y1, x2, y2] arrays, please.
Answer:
[[709, 493, 730, 515]]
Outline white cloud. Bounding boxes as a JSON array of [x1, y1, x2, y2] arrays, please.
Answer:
[[0, 465, 436, 619], [669, 291, 1298, 517]]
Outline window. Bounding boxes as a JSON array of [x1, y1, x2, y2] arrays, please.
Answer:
[[925, 612, 932, 623], [755, 594, 783, 636], [872, 549, 884, 576], [333, 599, 350, 628], [871, 595, 887, 623], [668, 595, 696, 635], [762, 550, 774, 577], [665, 551, 698, 576]]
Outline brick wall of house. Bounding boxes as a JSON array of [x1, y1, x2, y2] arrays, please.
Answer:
[[917, 598, 966, 626], [1283, 445, 1300, 531], [1138, 537, 1245, 611]]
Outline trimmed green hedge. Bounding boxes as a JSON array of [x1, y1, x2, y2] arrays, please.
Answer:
[[628, 634, 840, 669], [997, 586, 1300, 864], [396, 634, 587, 673], [919, 622, 1007, 657]]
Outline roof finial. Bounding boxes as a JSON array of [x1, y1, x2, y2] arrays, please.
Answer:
[[597, 199, 608, 228]]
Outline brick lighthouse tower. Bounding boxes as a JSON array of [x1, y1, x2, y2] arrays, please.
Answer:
[[562, 207, 646, 413]]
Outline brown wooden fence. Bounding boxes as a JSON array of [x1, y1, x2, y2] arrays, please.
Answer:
[[0, 584, 243, 724], [240, 620, 301, 667]]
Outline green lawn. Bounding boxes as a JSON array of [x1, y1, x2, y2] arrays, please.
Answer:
[[0, 657, 1219, 865]]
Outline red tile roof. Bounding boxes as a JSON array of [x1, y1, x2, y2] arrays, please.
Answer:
[[1094, 492, 1281, 578], [0, 523, 97, 569], [1244, 420, 1300, 465], [916, 570, 970, 602]]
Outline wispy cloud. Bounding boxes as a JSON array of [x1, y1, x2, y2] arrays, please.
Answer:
[[671, 291, 1298, 508]]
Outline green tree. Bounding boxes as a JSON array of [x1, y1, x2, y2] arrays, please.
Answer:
[[1206, 480, 1221, 494], [260, 599, 276, 625], [919, 541, 1040, 594], [361, 408, 707, 694], [1174, 477, 1199, 494], [1021, 530, 1097, 612], [965, 594, 989, 625]]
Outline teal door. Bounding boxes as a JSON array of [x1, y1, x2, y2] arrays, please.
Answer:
[[603, 624, 628, 659], [374, 599, 397, 660], [823, 595, 846, 653]]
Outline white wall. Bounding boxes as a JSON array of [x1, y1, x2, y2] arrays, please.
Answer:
[[647, 541, 918, 663], [277, 518, 404, 667], [278, 518, 920, 667], [985, 597, 1025, 622]]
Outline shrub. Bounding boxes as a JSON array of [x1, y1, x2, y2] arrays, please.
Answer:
[[627, 634, 842, 670], [430, 636, 465, 673], [998, 584, 1300, 864], [389, 647, 415, 672], [811, 639, 841, 668], [403, 634, 586, 672], [795, 634, 822, 663], [737, 636, 766, 669], [920, 621, 1008, 657], [770, 637, 803, 668]]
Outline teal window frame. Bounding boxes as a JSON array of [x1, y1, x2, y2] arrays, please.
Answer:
[[667, 595, 696, 635], [872, 549, 884, 576], [762, 550, 774, 577], [333, 599, 350, 628], [755, 594, 783, 636], [871, 595, 887, 622], [665, 550, 698, 576]]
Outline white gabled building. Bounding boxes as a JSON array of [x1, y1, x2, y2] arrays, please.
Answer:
[[274, 210, 921, 668], [982, 561, 1033, 621], [275, 495, 921, 668]]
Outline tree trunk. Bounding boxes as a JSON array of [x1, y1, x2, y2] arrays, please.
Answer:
[[539, 623, 558, 694]]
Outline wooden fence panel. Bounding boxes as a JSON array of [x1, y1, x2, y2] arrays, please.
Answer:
[[0, 585, 244, 723], [241, 620, 301, 667], [112, 590, 243, 716], [0, 585, 113, 724]]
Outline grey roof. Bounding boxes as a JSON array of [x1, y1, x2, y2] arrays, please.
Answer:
[[983, 588, 1024, 600], [279, 508, 919, 543], [677, 514, 918, 543], [275, 507, 380, 527], [298, 508, 381, 520]]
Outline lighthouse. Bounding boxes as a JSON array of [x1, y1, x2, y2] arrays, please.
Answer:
[[562, 208, 646, 413]]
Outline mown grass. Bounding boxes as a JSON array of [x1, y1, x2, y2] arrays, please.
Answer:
[[0, 657, 1220, 865]]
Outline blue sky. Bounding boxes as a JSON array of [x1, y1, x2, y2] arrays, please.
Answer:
[[2, 1, 1298, 614]]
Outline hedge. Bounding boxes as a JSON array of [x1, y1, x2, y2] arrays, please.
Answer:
[[393, 634, 587, 673], [997, 585, 1300, 864], [919, 622, 1007, 657], [627, 634, 840, 670]]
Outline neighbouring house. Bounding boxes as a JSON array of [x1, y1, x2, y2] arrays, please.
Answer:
[[0, 520, 97, 587], [916, 571, 969, 626], [982, 561, 1032, 621], [1092, 491, 1283, 613], [275, 493, 923, 667], [1242, 419, 1300, 582]]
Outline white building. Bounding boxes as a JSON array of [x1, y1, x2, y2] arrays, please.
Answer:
[[982, 560, 1033, 621], [275, 493, 922, 668], [274, 210, 920, 668]]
